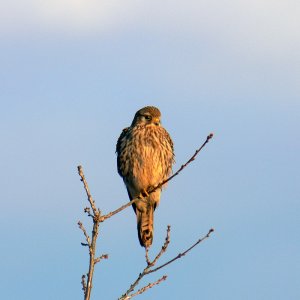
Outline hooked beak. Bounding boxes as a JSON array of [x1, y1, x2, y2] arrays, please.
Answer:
[[152, 117, 160, 126]]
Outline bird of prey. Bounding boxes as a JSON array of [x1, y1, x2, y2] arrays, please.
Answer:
[[116, 106, 174, 248]]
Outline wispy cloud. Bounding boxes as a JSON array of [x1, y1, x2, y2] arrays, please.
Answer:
[[0, 0, 143, 35], [1, 1, 299, 60]]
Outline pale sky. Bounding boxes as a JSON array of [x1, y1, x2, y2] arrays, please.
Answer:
[[1, 1, 299, 299]]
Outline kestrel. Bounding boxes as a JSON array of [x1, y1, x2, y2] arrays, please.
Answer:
[[116, 106, 175, 248]]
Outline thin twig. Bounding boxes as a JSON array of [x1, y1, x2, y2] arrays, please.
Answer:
[[148, 133, 214, 193], [119, 227, 171, 299], [148, 228, 214, 274], [124, 275, 167, 300], [102, 133, 213, 222], [81, 275, 87, 294], [99, 197, 140, 222], [148, 225, 171, 267], [94, 254, 109, 264], [78, 165, 99, 216], [145, 247, 151, 266], [78, 221, 91, 247], [144, 225, 170, 266], [119, 227, 214, 299], [120, 272, 144, 299]]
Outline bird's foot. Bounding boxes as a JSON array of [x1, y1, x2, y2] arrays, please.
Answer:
[[138, 189, 149, 199]]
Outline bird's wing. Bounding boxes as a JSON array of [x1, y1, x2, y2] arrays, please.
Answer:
[[126, 187, 137, 214], [116, 127, 129, 177]]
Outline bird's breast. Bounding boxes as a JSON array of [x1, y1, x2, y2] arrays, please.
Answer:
[[120, 125, 172, 191]]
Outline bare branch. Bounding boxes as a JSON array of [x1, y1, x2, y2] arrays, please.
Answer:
[[145, 248, 151, 266], [124, 275, 167, 300], [94, 254, 109, 264], [102, 133, 214, 222], [148, 133, 214, 193], [78, 165, 99, 216], [84, 217, 101, 300], [81, 275, 87, 294], [119, 226, 171, 299], [78, 221, 91, 247], [119, 227, 214, 299], [119, 272, 144, 299], [148, 228, 214, 274], [78, 166, 104, 300], [149, 225, 171, 267], [78, 133, 214, 299], [99, 197, 140, 222]]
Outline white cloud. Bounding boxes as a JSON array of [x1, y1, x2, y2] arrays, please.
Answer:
[[0, 0, 143, 35], [1, 0, 299, 59], [135, 0, 300, 60]]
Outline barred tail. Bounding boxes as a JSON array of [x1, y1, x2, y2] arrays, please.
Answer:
[[137, 204, 154, 248]]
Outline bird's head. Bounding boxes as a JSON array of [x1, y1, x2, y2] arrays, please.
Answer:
[[131, 106, 161, 127]]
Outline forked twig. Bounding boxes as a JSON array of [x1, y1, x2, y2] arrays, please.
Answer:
[[123, 275, 167, 300], [119, 227, 214, 300], [145, 225, 170, 266], [148, 225, 171, 267], [78, 166, 107, 300], [148, 228, 214, 274]]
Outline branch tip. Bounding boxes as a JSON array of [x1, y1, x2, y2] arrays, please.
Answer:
[[94, 254, 109, 264], [102, 134, 213, 222], [208, 133, 214, 139], [148, 228, 214, 274]]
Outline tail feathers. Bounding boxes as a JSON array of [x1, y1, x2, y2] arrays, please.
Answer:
[[137, 204, 154, 248]]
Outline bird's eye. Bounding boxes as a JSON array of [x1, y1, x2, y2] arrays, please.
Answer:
[[144, 115, 152, 121]]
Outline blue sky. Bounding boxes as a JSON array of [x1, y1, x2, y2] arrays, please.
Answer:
[[1, 1, 299, 299]]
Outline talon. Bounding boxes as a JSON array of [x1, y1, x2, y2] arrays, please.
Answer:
[[142, 189, 150, 197], [139, 189, 149, 198]]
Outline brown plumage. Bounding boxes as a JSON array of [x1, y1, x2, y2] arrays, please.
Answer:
[[116, 106, 174, 248]]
